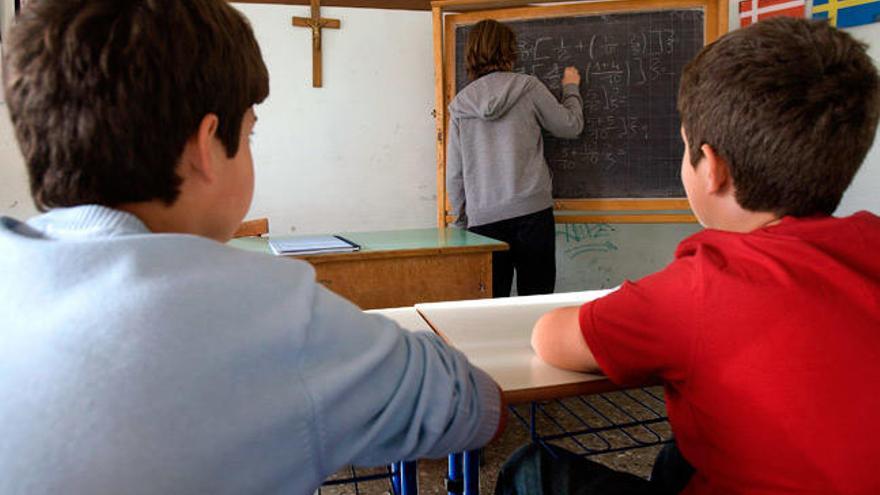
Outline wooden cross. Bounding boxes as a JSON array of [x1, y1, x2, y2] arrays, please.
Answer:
[[292, 0, 341, 88]]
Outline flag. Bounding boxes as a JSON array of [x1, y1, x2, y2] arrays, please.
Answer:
[[812, 0, 880, 28], [739, 0, 806, 27]]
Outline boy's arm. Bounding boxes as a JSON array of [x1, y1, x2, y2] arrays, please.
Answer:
[[531, 305, 601, 373], [532, 78, 584, 139], [445, 117, 467, 228], [533, 254, 700, 386], [491, 385, 509, 441], [302, 286, 502, 470]]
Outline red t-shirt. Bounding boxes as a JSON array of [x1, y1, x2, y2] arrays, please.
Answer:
[[580, 212, 880, 495]]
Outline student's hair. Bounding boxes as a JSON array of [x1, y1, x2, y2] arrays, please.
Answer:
[[678, 17, 879, 217], [465, 19, 518, 81], [3, 0, 270, 211]]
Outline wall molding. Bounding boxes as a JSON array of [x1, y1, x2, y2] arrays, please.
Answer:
[[232, 0, 432, 11]]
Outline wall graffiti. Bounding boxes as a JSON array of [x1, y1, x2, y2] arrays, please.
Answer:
[[556, 223, 618, 259]]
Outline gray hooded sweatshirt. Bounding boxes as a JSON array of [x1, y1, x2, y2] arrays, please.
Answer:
[[446, 71, 584, 228]]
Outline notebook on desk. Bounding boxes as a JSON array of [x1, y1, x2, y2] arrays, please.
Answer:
[[268, 235, 360, 256]]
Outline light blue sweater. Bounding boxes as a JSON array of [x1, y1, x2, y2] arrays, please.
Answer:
[[0, 205, 501, 494]]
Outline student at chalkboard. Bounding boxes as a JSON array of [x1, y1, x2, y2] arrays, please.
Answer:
[[0, 1, 504, 493], [446, 19, 584, 297], [498, 18, 880, 495]]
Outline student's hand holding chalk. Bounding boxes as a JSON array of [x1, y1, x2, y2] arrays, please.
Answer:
[[562, 66, 581, 86]]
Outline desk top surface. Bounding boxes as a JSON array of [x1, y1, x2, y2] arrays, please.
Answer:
[[366, 307, 435, 333], [229, 227, 507, 259], [416, 290, 620, 404]]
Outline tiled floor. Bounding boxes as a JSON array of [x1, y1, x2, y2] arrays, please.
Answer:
[[318, 389, 670, 494]]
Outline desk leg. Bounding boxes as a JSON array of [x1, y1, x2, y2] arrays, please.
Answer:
[[530, 402, 538, 440]]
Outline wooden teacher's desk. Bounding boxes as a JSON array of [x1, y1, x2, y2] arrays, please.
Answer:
[[229, 228, 507, 310]]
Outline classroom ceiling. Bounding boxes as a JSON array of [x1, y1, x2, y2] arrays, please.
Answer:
[[232, 0, 433, 11]]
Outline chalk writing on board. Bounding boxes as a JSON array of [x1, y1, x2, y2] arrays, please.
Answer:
[[455, 10, 704, 199]]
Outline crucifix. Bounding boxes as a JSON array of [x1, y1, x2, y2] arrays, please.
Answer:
[[292, 0, 341, 88]]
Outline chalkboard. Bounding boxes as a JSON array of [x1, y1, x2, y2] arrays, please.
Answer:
[[453, 9, 705, 199]]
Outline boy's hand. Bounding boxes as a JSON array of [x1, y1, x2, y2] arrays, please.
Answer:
[[562, 66, 581, 86]]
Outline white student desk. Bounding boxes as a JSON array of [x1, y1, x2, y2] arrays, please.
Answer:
[[372, 293, 668, 495], [414, 290, 618, 404], [405, 291, 630, 495], [366, 306, 436, 333]]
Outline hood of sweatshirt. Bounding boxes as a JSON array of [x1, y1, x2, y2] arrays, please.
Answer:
[[449, 72, 535, 121]]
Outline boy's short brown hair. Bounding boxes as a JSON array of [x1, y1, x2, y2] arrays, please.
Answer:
[[3, 0, 270, 211], [466, 19, 518, 81], [678, 17, 879, 217]]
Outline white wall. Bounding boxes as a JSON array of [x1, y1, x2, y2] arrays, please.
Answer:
[[555, 222, 702, 291], [0, 0, 16, 42], [838, 22, 880, 215], [237, 4, 438, 235], [0, 105, 34, 218]]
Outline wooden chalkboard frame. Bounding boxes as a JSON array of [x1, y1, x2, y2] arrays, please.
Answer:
[[432, 0, 729, 225]]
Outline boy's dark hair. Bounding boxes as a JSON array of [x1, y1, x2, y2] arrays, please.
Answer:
[[678, 17, 879, 217], [466, 19, 518, 81], [3, 0, 270, 211]]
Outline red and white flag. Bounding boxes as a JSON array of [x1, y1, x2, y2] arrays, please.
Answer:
[[739, 0, 806, 27]]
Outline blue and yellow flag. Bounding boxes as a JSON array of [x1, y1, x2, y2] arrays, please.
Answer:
[[812, 0, 880, 27]]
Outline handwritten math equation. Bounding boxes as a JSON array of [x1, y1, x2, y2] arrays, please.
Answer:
[[516, 29, 678, 88], [514, 27, 680, 148]]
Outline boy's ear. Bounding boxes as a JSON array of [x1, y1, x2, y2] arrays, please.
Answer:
[[699, 143, 731, 194], [181, 114, 221, 183]]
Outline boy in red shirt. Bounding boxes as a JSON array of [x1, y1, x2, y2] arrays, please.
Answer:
[[497, 17, 880, 495]]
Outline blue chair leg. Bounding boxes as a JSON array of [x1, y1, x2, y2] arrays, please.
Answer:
[[391, 462, 402, 495], [448, 450, 480, 495], [400, 460, 418, 495], [447, 452, 463, 495], [463, 449, 480, 495]]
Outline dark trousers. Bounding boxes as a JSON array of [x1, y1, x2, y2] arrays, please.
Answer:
[[494, 442, 695, 495], [469, 207, 556, 297]]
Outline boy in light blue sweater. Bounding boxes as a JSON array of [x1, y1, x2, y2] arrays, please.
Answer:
[[0, 1, 502, 494]]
